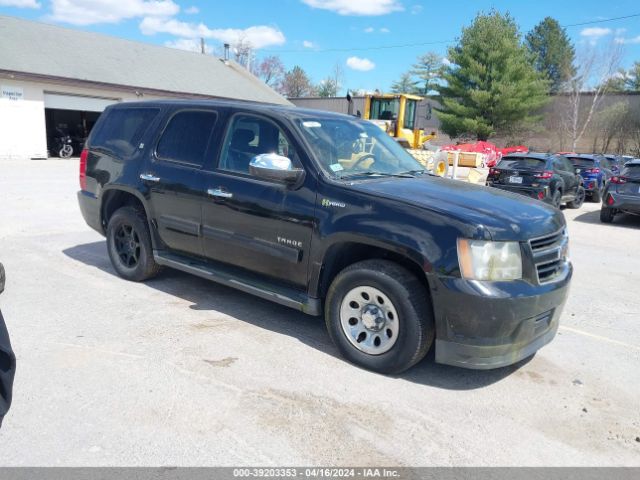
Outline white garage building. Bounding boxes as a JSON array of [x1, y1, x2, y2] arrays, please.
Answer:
[[0, 15, 290, 160]]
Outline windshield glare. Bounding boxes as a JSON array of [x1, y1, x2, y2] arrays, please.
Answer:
[[296, 117, 423, 178]]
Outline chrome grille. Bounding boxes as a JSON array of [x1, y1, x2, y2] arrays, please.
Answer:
[[529, 229, 568, 284]]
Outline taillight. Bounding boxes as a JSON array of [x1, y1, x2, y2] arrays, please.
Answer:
[[585, 168, 600, 174], [79, 148, 88, 190], [534, 171, 553, 180], [607, 194, 615, 206], [611, 176, 627, 184], [537, 191, 545, 200], [489, 167, 499, 176]]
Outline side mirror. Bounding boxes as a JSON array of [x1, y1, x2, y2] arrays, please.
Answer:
[[249, 153, 305, 186]]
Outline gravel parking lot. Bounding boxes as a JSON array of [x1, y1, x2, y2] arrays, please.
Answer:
[[0, 158, 639, 466]]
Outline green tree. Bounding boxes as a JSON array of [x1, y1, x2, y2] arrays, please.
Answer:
[[411, 52, 444, 95], [436, 11, 549, 140], [317, 78, 338, 97], [601, 70, 628, 92], [525, 17, 575, 93], [626, 61, 640, 91], [390, 72, 419, 94]]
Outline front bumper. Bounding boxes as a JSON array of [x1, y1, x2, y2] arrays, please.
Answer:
[[429, 266, 572, 369]]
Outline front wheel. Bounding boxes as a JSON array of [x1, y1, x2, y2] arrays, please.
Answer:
[[106, 206, 162, 282], [59, 144, 73, 158], [325, 259, 434, 374]]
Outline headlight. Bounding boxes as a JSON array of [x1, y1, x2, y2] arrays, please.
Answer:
[[457, 239, 522, 281]]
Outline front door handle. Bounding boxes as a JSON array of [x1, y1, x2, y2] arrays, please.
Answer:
[[208, 188, 233, 199], [140, 173, 160, 182]]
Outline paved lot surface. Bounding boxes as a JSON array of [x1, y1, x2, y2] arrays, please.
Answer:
[[0, 159, 639, 466]]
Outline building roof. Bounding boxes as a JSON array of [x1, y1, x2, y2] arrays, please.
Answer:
[[0, 15, 291, 106]]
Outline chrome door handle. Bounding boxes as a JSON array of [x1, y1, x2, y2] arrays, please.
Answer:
[[140, 173, 160, 182], [208, 188, 233, 199]]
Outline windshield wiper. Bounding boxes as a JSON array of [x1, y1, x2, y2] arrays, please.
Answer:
[[339, 171, 417, 180], [398, 169, 427, 176]]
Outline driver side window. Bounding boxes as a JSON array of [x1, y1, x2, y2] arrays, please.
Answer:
[[218, 114, 297, 175]]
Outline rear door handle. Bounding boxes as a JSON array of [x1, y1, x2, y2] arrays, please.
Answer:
[[140, 173, 160, 183], [208, 188, 233, 199]]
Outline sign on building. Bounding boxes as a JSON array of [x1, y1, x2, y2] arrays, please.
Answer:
[[1, 85, 24, 101]]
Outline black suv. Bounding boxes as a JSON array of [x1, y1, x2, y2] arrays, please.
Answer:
[[600, 159, 640, 223], [78, 100, 572, 374], [486, 153, 585, 209]]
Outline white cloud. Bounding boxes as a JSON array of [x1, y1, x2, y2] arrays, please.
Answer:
[[364, 26, 390, 33], [615, 28, 626, 35], [302, 40, 316, 48], [301, 0, 403, 16], [580, 27, 612, 39], [165, 38, 213, 53], [410, 4, 422, 15], [0, 0, 40, 7], [364, 26, 374, 33], [140, 17, 286, 49], [48, 0, 179, 25], [615, 35, 640, 45], [380, 27, 390, 33], [346, 56, 375, 71], [185, 5, 199, 14]]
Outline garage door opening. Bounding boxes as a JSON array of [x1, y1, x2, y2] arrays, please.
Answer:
[[44, 93, 118, 157]]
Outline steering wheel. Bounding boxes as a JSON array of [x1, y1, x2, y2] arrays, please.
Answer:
[[352, 136, 376, 154], [351, 154, 376, 171]]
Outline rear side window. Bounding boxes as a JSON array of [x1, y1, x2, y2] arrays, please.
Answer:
[[622, 164, 640, 178], [498, 157, 546, 169], [91, 107, 159, 158], [156, 110, 218, 167]]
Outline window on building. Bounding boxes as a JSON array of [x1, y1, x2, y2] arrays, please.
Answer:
[[156, 110, 218, 167]]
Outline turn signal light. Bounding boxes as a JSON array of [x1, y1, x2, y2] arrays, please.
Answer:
[[79, 148, 88, 191]]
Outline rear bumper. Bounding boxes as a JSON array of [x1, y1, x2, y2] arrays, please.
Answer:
[[607, 191, 640, 213], [77, 190, 104, 235], [581, 177, 600, 192], [430, 266, 571, 369], [486, 183, 549, 202]]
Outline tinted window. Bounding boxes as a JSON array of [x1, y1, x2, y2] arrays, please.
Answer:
[[91, 107, 159, 158], [219, 115, 298, 175], [621, 164, 640, 178], [498, 157, 547, 170], [568, 157, 594, 168], [561, 158, 574, 172], [156, 110, 217, 166], [600, 158, 610, 169]]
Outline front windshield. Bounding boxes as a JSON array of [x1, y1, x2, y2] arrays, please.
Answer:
[[295, 117, 424, 179]]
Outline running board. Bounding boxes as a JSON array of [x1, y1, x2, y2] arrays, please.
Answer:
[[153, 251, 321, 316]]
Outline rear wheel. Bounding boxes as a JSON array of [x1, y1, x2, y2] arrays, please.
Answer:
[[566, 186, 585, 209], [551, 189, 562, 208], [600, 206, 615, 223], [325, 259, 434, 374], [106, 206, 162, 281], [591, 185, 602, 203]]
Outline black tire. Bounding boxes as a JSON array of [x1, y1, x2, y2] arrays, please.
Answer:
[[551, 189, 562, 208], [566, 186, 585, 209], [106, 206, 162, 282], [591, 186, 602, 203], [325, 259, 434, 374], [600, 206, 615, 223]]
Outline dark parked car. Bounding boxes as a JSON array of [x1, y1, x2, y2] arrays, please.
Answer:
[[0, 262, 16, 428], [600, 159, 640, 223], [565, 154, 614, 202], [77, 100, 571, 374], [486, 153, 585, 209]]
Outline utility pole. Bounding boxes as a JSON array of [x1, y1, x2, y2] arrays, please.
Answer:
[[200, 37, 205, 54]]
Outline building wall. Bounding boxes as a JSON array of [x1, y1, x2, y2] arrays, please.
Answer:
[[0, 77, 174, 160]]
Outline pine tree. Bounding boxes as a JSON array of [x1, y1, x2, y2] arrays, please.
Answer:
[[390, 72, 420, 94], [526, 17, 576, 93], [411, 52, 444, 95], [436, 11, 549, 140]]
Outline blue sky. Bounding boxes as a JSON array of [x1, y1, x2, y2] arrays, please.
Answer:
[[1, 0, 639, 93]]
